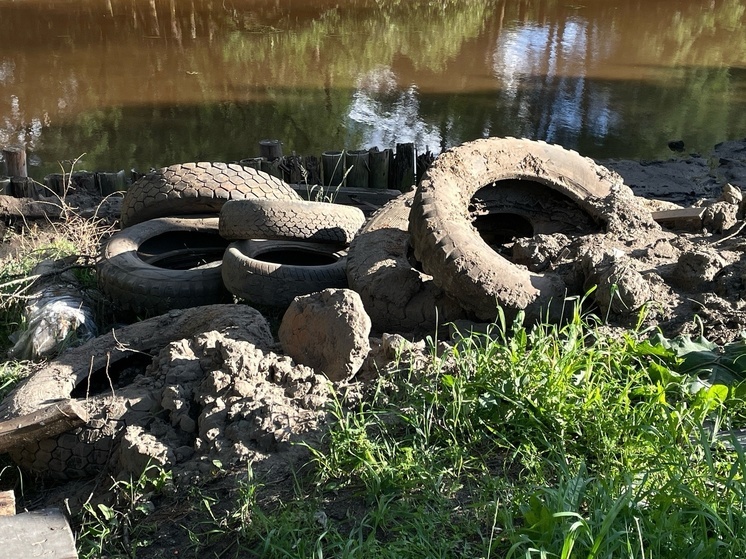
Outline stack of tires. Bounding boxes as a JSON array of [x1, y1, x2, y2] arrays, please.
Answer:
[[99, 138, 623, 330], [219, 198, 365, 307], [97, 162, 365, 316]]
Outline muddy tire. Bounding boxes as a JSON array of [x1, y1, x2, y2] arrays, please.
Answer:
[[97, 217, 229, 316], [346, 192, 467, 333], [222, 239, 348, 307], [409, 137, 623, 323], [219, 199, 366, 245], [0, 305, 273, 479], [120, 162, 301, 227]]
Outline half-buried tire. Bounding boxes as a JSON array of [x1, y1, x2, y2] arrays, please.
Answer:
[[346, 192, 467, 333], [409, 137, 623, 323], [97, 216, 230, 316], [222, 239, 348, 307]]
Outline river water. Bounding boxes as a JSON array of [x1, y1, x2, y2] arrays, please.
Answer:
[[0, 0, 744, 177]]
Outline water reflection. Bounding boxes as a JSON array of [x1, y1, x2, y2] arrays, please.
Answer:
[[0, 0, 744, 177], [492, 17, 620, 147], [349, 68, 441, 150]]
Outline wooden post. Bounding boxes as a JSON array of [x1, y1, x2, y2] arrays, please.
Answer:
[[44, 173, 66, 196], [392, 142, 416, 191], [302, 155, 322, 186], [260, 158, 283, 179], [0, 176, 11, 196], [131, 168, 145, 183], [0, 400, 88, 454], [96, 170, 127, 195], [416, 149, 436, 187], [369, 148, 391, 189], [239, 157, 264, 170], [345, 150, 370, 188], [322, 150, 345, 187], [259, 139, 283, 160], [71, 170, 96, 193], [282, 155, 304, 185], [2, 147, 27, 178], [10, 177, 45, 199]]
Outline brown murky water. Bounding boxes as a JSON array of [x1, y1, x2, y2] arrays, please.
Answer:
[[0, 0, 744, 177]]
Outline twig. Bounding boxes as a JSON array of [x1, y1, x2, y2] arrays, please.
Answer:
[[714, 221, 746, 246]]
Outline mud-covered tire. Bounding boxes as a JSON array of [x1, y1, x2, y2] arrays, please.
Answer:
[[0, 305, 273, 479], [346, 192, 467, 333], [222, 239, 348, 307], [409, 137, 623, 323], [97, 217, 229, 316], [120, 162, 302, 227], [219, 199, 366, 245]]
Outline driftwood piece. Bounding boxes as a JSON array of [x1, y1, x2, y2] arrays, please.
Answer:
[[0, 508, 77, 559], [651, 207, 705, 231], [0, 490, 15, 516], [0, 400, 88, 454], [0, 194, 62, 219]]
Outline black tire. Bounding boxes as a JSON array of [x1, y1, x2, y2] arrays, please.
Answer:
[[120, 162, 301, 227], [222, 239, 348, 307], [97, 217, 230, 316], [409, 137, 622, 323], [0, 305, 274, 479], [219, 199, 366, 245], [346, 192, 468, 333]]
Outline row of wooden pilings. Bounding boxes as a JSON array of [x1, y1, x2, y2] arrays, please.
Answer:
[[0, 141, 435, 199]]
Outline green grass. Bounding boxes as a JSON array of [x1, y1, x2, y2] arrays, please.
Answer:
[[131, 306, 746, 558]]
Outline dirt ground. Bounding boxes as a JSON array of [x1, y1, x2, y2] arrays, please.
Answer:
[[2, 138, 746, 554]]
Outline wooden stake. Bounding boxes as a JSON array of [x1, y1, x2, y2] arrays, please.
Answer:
[[392, 143, 415, 191], [322, 150, 345, 187], [259, 139, 283, 160], [96, 171, 127, 195], [0, 400, 88, 454], [369, 148, 391, 189], [44, 173, 66, 196], [0, 176, 12, 196], [345, 150, 370, 188], [2, 147, 27, 178], [239, 157, 264, 170]]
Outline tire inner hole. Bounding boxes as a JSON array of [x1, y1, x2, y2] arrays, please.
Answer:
[[254, 249, 338, 266], [70, 353, 153, 398], [138, 231, 229, 269], [472, 213, 534, 254]]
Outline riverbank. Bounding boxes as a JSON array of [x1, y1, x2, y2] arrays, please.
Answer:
[[600, 138, 746, 205], [2, 138, 746, 557]]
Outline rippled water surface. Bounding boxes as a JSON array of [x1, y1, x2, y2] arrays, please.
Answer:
[[0, 0, 744, 176]]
